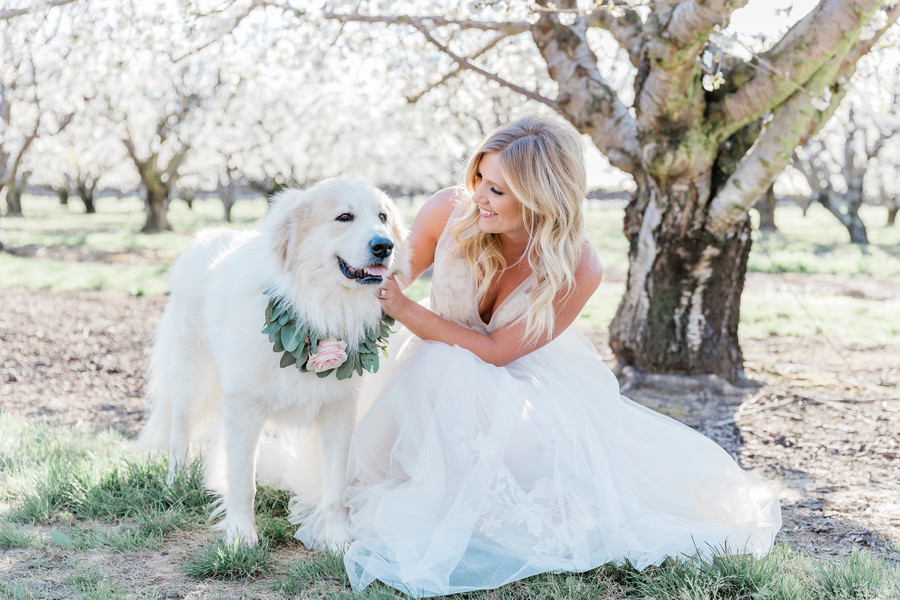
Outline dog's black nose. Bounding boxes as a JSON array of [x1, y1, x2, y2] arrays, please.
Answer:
[[369, 237, 394, 259]]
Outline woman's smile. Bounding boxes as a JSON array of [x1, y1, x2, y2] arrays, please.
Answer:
[[472, 152, 525, 238]]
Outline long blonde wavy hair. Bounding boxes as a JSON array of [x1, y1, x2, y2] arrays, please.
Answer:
[[450, 115, 587, 344]]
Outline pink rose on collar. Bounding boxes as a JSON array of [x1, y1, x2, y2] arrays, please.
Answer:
[[307, 338, 348, 372]]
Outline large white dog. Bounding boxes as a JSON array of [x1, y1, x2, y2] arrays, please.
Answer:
[[137, 178, 407, 549]]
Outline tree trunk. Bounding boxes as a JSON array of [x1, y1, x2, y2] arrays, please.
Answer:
[[609, 183, 752, 385], [75, 178, 97, 214], [754, 185, 778, 232], [222, 187, 236, 223], [57, 188, 69, 205], [881, 192, 898, 226], [142, 186, 171, 233], [846, 213, 868, 244], [4, 175, 26, 217], [818, 192, 868, 245], [799, 195, 814, 216]]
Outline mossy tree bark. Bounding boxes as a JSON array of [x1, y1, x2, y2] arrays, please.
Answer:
[[530, 0, 896, 383]]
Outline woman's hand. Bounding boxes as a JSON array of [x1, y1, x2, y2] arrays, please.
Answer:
[[376, 275, 411, 320]]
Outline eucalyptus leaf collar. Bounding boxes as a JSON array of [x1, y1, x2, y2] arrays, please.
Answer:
[[260, 287, 395, 380]]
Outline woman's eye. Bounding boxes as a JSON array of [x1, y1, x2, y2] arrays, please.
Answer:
[[378, 212, 388, 223], [490, 187, 503, 196], [475, 172, 482, 181], [336, 213, 354, 222]]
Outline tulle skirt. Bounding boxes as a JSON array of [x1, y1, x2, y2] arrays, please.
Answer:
[[341, 327, 781, 597]]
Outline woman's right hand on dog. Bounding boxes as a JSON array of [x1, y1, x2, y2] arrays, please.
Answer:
[[376, 275, 410, 319]]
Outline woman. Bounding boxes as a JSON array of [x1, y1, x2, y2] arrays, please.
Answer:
[[342, 115, 781, 597]]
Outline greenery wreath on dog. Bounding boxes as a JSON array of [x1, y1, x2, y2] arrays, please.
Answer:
[[260, 288, 395, 380]]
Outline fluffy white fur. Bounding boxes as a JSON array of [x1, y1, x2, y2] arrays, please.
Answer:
[[137, 178, 407, 549]]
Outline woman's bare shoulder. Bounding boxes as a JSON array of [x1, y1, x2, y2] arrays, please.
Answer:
[[576, 242, 603, 289], [414, 187, 466, 238]]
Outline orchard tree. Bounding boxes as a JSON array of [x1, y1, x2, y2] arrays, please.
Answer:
[[791, 52, 900, 244], [180, 2, 516, 203], [867, 150, 900, 225], [1, 5, 75, 216], [233, 0, 900, 385], [0, 28, 41, 216], [29, 107, 131, 215], [101, 0, 216, 233]]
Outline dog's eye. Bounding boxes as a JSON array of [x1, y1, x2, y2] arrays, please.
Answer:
[[335, 213, 354, 222], [378, 212, 388, 224]]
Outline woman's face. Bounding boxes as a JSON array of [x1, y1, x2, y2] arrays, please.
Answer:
[[472, 152, 526, 241]]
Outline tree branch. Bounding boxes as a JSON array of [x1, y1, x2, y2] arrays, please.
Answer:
[[706, 64, 843, 235], [121, 129, 144, 170], [322, 11, 530, 34], [405, 32, 514, 103], [0, 0, 76, 20], [173, 1, 259, 62], [407, 19, 559, 111], [706, 2, 900, 235], [531, 4, 641, 175], [635, 1, 742, 132], [584, 5, 644, 68], [163, 146, 191, 181], [710, 0, 887, 138]]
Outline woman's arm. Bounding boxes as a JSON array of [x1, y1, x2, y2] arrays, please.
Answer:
[[379, 243, 603, 367]]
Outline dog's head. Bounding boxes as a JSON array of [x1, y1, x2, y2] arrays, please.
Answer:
[[265, 179, 408, 290]]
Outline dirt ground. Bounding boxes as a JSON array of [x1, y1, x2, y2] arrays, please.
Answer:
[[1, 276, 898, 597]]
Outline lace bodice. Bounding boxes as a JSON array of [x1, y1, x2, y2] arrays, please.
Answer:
[[429, 203, 532, 334]]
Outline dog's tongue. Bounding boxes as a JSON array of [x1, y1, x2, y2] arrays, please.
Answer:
[[364, 265, 387, 276]]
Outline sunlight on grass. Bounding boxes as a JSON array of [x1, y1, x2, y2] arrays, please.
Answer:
[[0, 253, 172, 295], [740, 290, 900, 344], [749, 204, 900, 277]]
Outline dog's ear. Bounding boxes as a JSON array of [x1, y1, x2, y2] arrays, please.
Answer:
[[273, 215, 293, 269], [270, 191, 313, 271], [389, 206, 412, 284]]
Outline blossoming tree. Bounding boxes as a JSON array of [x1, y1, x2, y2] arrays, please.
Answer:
[[247, 0, 899, 385]]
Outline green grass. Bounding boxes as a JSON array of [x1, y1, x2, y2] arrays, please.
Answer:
[[275, 550, 350, 595], [1, 414, 898, 598], [739, 289, 900, 343], [3, 194, 898, 291], [748, 206, 900, 278], [3, 194, 898, 344], [0, 412, 214, 552], [181, 538, 272, 580]]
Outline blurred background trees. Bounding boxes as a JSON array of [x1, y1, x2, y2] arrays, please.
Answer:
[[1, 0, 898, 380]]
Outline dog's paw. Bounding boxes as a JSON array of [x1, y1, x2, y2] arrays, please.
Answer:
[[319, 518, 352, 553], [222, 518, 260, 547], [292, 504, 352, 552]]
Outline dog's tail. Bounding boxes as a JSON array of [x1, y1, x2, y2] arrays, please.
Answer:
[[131, 316, 173, 455]]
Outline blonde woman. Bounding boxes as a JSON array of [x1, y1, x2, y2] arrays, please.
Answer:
[[343, 115, 781, 596]]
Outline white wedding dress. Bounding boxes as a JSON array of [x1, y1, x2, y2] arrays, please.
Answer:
[[340, 207, 782, 597]]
